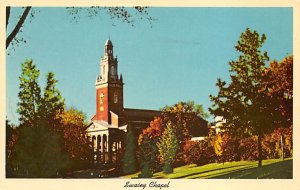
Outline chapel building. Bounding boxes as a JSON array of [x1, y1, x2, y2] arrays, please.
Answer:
[[86, 39, 161, 164], [86, 39, 209, 165]]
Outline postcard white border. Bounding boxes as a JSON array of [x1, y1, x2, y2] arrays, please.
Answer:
[[0, 1, 299, 190]]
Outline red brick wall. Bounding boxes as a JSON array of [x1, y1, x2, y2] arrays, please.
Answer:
[[108, 86, 123, 115], [96, 87, 109, 122], [95, 84, 124, 123]]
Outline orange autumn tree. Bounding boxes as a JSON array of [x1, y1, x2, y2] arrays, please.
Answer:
[[61, 107, 92, 170], [264, 56, 293, 160], [138, 117, 164, 178]]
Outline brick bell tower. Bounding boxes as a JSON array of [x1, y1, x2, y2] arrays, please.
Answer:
[[95, 39, 124, 123]]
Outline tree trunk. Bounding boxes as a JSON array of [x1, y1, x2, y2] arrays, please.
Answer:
[[257, 130, 262, 167], [281, 135, 285, 160]]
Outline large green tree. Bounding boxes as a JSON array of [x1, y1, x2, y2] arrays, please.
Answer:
[[209, 28, 272, 167], [11, 60, 69, 177]]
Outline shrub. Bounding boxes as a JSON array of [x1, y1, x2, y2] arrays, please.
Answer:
[[182, 139, 215, 166]]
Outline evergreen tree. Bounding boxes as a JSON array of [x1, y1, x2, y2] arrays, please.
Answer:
[[122, 124, 137, 174], [209, 28, 272, 167], [157, 122, 178, 174], [17, 59, 41, 126], [138, 136, 157, 178], [11, 60, 69, 177], [41, 72, 65, 131]]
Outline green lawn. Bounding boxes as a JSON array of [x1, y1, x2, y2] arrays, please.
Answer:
[[122, 158, 292, 179]]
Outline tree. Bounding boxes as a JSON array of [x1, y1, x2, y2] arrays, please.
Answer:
[[182, 139, 215, 166], [209, 28, 272, 167], [6, 7, 154, 50], [138, 117, 163, 178], [265, 56, 293, 160], [61, 107, 92, 170], [41, 72, 65, 131], [122, 124, 138, 174], [161, 101, 208, 143], [11, 60, 69, 177], [157, 122, 179, 174], [6, 118, 17, 177], [17, 59, 41, 126], [213, 132, 238, 164], [161, 101, 208, 164], [6, 7, 32, 49]]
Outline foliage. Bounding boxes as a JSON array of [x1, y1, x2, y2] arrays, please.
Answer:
[[138, 136, 156, 178], [138, 117, 163, 177], [41, 72, 65, 131], [262, 126, 293, 159], [138, 101, 208, 172], [182, 139, 215, 166], [6, 119, 17, 177], [213, 132, 239, 163], [122, 124, 138, 174], [61, 107, 92, 170], [10, 60, 70, 177], [17, 59, 41, 126], [12, 122, 69, 177], [6, 7, 154, 51], [264, 56, 293, 160], [157, 122, 179, 174], [238, 136, 260, 161], [67, 7, 155, 26], [209, 28, 272, 167], [237, 127, 292, 162], [265, 56, 293, 127], [161, 101, 208, 164]]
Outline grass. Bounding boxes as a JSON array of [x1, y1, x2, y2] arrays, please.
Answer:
[[121, 158, 292, 179]]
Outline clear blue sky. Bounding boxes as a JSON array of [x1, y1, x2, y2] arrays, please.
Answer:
[[6, 7, 293, 124]]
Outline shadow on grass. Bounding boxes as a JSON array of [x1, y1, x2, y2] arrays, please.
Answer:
[[188, 166, 255, 179], [174, 164, 255, 179], [210, 159, 292, 179]]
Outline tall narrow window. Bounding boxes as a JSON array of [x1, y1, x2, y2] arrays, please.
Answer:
[[114, 93, 118, 103], [100, 93, 104, 104]]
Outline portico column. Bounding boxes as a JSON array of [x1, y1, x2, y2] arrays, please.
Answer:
[[102, 135, 105, 163], [100, 135, 103, 162]]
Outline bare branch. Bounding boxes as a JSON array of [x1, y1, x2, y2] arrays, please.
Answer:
[[6, 6, 31, 49]]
